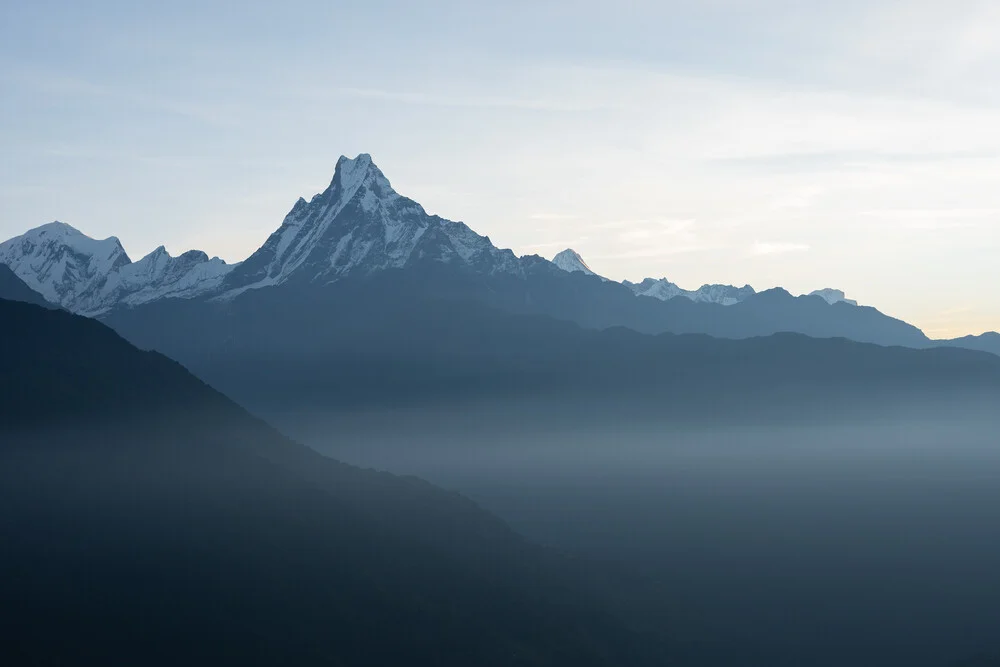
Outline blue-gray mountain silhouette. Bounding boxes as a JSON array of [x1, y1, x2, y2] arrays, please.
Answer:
[[0, 297, 676, 667], [103, 270, 1000, 421], [4, 155, 994, 353], [0, 264, 52, 308]]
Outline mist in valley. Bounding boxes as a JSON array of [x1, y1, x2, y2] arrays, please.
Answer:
[[279, 401, 1000, 667]]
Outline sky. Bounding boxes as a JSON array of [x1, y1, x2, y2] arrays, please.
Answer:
[[2, 0, 999, 338]]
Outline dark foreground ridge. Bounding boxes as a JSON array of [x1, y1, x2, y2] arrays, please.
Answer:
[[0, 298, 672, 667], [0, 264, 52, 308]]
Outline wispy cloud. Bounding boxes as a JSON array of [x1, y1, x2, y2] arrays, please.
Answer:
[[2, 64, 238, 127], [529, 212, 580, 221], [591, 244, 712, 260], [750, 242, 810, 256], [520, 237, 591, 252], [312, 86, 609, 113]]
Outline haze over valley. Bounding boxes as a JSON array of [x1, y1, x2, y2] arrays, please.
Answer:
[[3, 153, 1000, 666], [4, 3, 1000, 665]]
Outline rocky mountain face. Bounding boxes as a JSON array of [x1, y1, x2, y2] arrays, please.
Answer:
[[622, 277, 757, 306], [0, 156, 524, 314], [0, 222, 132, 313], [221, 154, 522, 297], [1, 153, 992, 355], [0, 222, 232, 316]]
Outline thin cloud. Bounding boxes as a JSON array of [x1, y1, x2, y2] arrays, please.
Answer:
[[318, 86, 608, 113], [528, 213, 580, 221], [519, 237, 591, 252], [750, 242, 811, 256]]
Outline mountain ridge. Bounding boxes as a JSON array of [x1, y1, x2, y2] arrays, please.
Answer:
[[0, 297, 676, 666], [2, 154, 996, 351], [102, 270, 1000, 424], [220, 154, 522, 298], [0, 264, 53, 307], [0, 221, 232, 315]]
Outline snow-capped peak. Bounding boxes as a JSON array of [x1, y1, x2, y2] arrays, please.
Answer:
[[336, 153, 384, 197], [220, 154, 521, 296], [551, 249, 601, 278], [809, 288, 858, 306], [0, 221, 131, 308], [625, 276, 756, 306], [94, 246, 233, 313], [0, 222, 232, 315]]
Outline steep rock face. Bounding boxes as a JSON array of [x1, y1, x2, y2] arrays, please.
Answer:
[[0, 223, 233, 315], [96, 247, 233, 312], [0, 222, 131, 311], [221, 154, 522, 297]]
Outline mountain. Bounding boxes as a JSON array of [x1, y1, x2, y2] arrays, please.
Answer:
[[552, 249, 603, 278], [624, 277, 757, 306], [98, 245, 232, 311], [624, 279, 857, 310], [102, 274, 1000, 423], [0, 221, 233, 315], [0, 264, 51, 307], [4, 154, 994, 353], [220, 154, 521, 297], [0, 221, 131, 311], [936, 332, 1000, 358], [550, 251, 756, 306], [809, 288, 858, 306], [0, 298, 673, 667]]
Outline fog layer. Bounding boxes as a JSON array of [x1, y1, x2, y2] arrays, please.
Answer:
[[281, 402, 1000, 667]]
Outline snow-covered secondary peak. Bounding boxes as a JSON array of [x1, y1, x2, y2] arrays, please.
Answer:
[[0, 222, 233, 315], [92, 246, 234, 314], [625, 276, 756, 306], [809, 288, 858, 306], [221, 153, 522, 296], [0, 221, 131, 309], [551, 249, 602, 278]]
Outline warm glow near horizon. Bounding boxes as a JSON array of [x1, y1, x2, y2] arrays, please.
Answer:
[[2, 1, 999, 337]]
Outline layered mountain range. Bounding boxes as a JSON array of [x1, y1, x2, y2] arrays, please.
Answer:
[[1, 154, 996, 357], [4, 154, 998, 667], [0, 221, 231, 316], [1, 297, 684, 667]]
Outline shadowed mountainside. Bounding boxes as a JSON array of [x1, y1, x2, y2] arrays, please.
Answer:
[[102, 271, 1000, 421], [0, 264, 52, 308], [1, 298, 680, 667]]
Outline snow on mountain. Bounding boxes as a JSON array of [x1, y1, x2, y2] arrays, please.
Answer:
[[0, 222, 233, 315], [221, 154, 522, 297], [693, 283, 757, 306], [0, 155, 870, 320], [0, 222, 131, 310], [809, 288, 858, 306], [93, 246, 234, 313], [624, 277, 756, 306], [624, 277, 686, 301], [551, 249, 604, 279]]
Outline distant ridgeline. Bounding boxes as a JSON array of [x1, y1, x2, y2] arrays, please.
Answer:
[[2, 153, 998, 415]]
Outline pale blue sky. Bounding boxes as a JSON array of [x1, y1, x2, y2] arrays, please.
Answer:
[[2, 0, 999, 336]]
